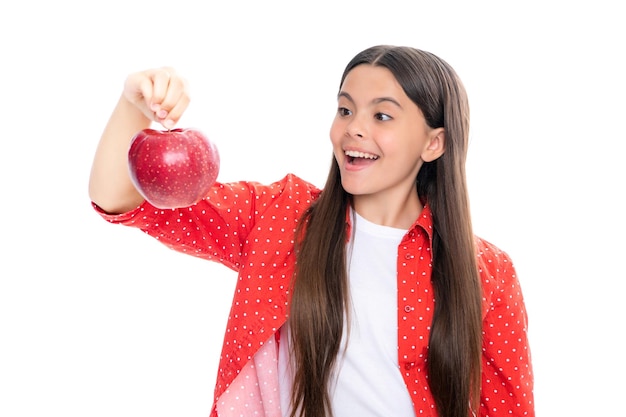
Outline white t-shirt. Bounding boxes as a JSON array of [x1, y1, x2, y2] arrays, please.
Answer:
[[279, 210, 415, 416]]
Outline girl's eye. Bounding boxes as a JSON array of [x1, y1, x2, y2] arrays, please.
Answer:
[[338, 107, 352, 117], [375, 112, 392, 121]]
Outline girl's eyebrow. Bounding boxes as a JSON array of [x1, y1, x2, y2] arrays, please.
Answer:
[[337, 91, 354, 102], [337, 91, 403, 109]]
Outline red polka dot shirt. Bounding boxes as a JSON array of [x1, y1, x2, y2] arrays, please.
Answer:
[[94, 173, 534, 416]]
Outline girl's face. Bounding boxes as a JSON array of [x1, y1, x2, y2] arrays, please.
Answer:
[[330, 64, 444, 207]]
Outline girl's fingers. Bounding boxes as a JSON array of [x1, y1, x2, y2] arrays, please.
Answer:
[[160, 92, 190, 129], [154, 72, 190, 128], [147, 68, 189, 127], [122, 67, 190, 126], [149, 68, 174, 111]]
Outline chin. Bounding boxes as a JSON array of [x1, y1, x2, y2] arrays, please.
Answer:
[[340, 178, 370, 197]]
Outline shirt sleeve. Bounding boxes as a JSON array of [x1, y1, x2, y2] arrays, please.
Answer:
[[92, 174, 318, 272], [476, 239, 535, 417]]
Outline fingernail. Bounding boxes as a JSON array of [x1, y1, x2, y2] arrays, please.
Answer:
[[157, 109, 168, 119], [163, 119, 175, 129], [150, 103, 160, 112]]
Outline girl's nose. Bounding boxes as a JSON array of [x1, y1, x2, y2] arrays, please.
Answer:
[[347, 119, 365, 139]]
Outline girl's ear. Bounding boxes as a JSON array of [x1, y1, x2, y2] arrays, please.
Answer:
[[421, 127, 446, 162]]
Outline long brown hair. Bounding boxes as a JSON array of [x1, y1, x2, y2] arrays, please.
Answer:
[[289, 45, 482, 417]]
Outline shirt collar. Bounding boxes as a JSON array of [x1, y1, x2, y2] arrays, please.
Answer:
[[345, 203, 434, 243]]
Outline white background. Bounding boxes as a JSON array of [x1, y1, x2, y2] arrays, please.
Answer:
[[1, 1, 624, 416]]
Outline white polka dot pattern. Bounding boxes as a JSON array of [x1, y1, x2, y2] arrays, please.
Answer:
[[397, 210, 437, 412], [476, 238, 534, 416], [93, 173, 534, 416]]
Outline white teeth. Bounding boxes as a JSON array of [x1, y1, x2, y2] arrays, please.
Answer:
[[345, 150, 379, 160]]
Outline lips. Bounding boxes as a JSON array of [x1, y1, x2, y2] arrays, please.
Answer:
[[344, 149, 379, 168]]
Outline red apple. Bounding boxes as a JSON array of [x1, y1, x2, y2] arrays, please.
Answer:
[[128, 128, 220, 209]]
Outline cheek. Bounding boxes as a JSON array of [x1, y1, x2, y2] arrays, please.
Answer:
[[329, 119, 344, 147], [379, 134, 421, 162]]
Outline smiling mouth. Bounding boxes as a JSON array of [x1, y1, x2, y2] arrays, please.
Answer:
[[345, 150, 379, 164]]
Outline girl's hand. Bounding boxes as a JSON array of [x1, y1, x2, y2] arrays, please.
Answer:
[[122, 67, 190, 129]]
